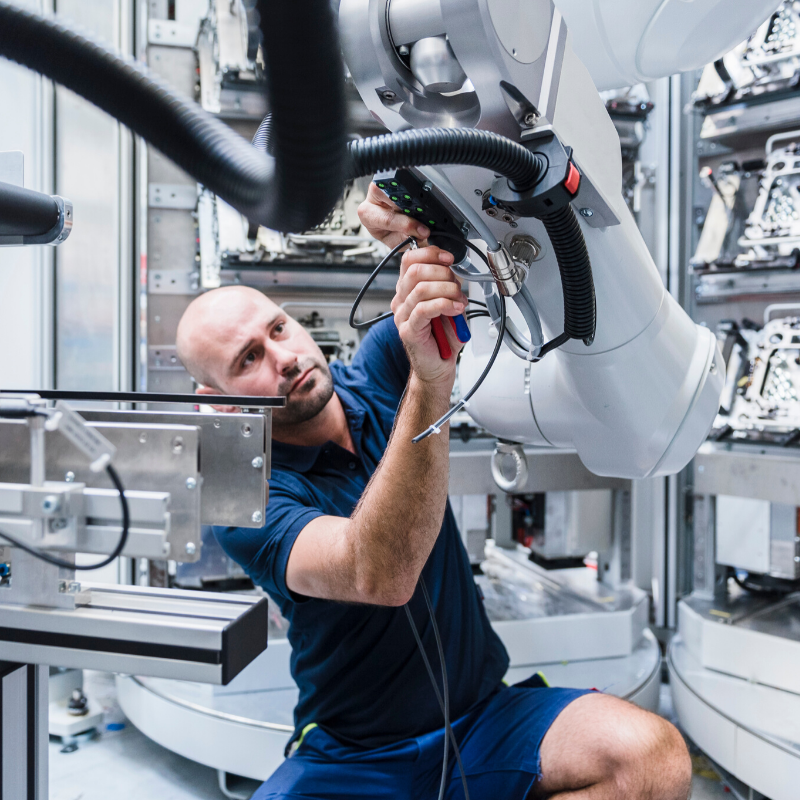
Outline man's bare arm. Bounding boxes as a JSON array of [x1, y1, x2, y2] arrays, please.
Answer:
[[285, 246, 467, 606]]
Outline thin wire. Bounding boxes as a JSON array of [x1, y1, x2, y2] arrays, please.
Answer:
[[404, 581, 471, 800], [0, 464, 130, 571], [349, 237, 415, 330]]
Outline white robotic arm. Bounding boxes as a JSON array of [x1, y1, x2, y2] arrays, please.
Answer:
[[336, 0, 773, 478]]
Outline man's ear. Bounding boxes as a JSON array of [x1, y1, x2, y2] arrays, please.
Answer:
[[195, 384, 240, 414]]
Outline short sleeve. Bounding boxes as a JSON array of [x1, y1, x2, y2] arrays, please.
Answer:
[[350, 317, 410, 399], [213, 478, 324, 602]]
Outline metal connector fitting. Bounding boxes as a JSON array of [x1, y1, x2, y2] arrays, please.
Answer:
[[487, 244, 526, 297]]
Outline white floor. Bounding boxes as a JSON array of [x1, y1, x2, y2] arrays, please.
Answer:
[[49, 673, 731, 800]]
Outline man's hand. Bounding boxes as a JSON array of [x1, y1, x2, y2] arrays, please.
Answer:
[[391, 245, 468, 388], [358, 183, 431, 248]]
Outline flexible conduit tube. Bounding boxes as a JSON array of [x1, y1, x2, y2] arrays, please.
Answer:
[[541, 205, 596, 345], [0, 0, 346, 233], [347, 129, 547, 193]]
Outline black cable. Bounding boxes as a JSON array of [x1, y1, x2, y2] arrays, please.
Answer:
[[541, 205, 596, 346], [537, 332, 570, 359], [0, 464, 130, 571], [0, 0, 347, 233], [347, 128, 546, 193], [349, 237, 415, 330], [404, 579, 470, 800]]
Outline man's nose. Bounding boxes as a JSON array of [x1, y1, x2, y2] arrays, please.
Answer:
[[272, 344, 299, 375]]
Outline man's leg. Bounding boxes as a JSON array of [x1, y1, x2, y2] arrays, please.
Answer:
[[531, 693, 691, 800]]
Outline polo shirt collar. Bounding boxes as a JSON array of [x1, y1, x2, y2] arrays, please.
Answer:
[[270, 381, 367, 474]]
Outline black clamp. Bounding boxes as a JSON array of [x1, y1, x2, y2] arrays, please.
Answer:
[[484, 134, 581, 219]]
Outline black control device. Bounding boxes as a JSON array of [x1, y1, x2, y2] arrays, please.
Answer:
[[373, 169, 468, 262]]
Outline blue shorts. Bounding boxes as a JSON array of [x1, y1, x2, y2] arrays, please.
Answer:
[[253, 674, 592, 800]]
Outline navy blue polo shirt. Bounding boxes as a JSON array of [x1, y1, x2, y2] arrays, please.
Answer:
[[213, 318, 509, 748]]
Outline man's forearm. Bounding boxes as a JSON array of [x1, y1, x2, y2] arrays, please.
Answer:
[[346, 374, 452, 605]]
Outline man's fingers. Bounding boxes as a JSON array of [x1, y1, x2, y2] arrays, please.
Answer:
[[397, 263, 458, 295], [405, 298, 467, 334], [404, 280, 468, 309], [359, 184, 431, 243], [399, 246, 454, 280]]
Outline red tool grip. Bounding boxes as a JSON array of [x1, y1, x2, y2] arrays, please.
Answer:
[[430, 316, 452, 360]]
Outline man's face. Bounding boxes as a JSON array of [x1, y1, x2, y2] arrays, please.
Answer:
[[201, 294, 334, 427]]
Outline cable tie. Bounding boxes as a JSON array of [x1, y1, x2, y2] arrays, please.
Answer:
[[431, 425, 442, 435]]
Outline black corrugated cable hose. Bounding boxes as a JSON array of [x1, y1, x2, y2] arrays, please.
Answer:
[[542, 205, 596, 346], [346, 128, 547, 193], [0, 0, 347, 233]]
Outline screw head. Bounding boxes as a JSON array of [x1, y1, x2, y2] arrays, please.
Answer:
[[523, 111, 538, 127], [185, 542, 197, 556], [241, 424, 252, 438], [252, 510, 264, 524], [213, 419, 221, 429], [474, 189, 483, 196], [381, 89, 397, 102], [398, 45, 409, 56], [185, 477, 197, 490], [251, 456, 264, 469], [65, 471, 75, 483], [42, 495, 60, 514], [171, 436, 184, 454], [580, 208, 594, 218], [460, 223, 470, 236]]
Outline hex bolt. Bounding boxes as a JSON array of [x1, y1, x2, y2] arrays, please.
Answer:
[[65, 471, 75, 483], [185, 542, 197, 556], [460, 223, 470, 236], [252, 510, 264, 524], [41, 495, 61, 514], [398, 45, 409, 56], [580, 208, 594, 218], [185, 477, 197, 490], [68, 581, 81, 594], [251, 456, 264, 469]]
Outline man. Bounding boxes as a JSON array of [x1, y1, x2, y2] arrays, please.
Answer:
[[175, 187, 692, 800]]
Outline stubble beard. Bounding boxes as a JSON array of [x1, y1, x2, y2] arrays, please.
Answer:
[[272, 359, 335, 428]]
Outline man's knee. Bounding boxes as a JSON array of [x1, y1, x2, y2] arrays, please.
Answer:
[[603, 701, 691, 800]]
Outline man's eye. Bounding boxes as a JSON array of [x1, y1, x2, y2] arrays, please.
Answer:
[[274, 323, 285, 335], [243, 352, 255, 366]]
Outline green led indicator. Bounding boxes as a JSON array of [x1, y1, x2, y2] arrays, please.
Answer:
[[416, 207, 423, 213], [404, 209, 411, 214], [390, 195, 398, 202], [390, 181, 398, 187], [429, 220, 436, 226], [377, 182, 386, 189], [403, 194, 411, 200]]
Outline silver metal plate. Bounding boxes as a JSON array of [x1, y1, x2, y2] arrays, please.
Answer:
[[0, 419, 202, 562], [148, 268, 198, 294], [148, 183, 197, 210], [75, 410, 269, 529]]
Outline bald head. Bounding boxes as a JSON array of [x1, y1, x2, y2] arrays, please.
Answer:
[[176, 286, 334, 427], [177, 286, 277, 390]]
